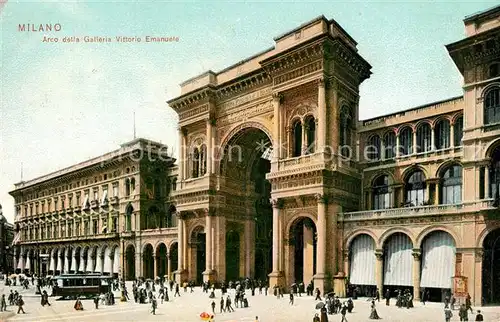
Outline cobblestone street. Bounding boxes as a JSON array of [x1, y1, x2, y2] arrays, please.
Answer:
[[1, 283, 500, 321]]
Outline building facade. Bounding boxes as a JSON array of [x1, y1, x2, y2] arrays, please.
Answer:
[[168, 5, 500, 306], [9, 139, 179, 280], [0, 204, 15, 274]]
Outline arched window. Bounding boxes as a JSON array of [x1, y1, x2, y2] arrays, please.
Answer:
[[292, 120, 302, 157], [305, 116, 316, 154], [489, 63, 499, 78], [484, 87, 500, 125], [441, 165, 462, 204], [125, 179, 130, 197], [367, 135, 381, 161], [125, 205, 133, 231], [130, 178, 135, 193], [490, 147, 500, 200], [435, 119, 450, 150], [340, 107, 352, 157], [154, 179, 161, 199], [383, 131, 396, 159], [454, 116, 463, 147], [416, 123, 432, 153], [373, 175, 391, 210], [399, 127, 413, 156], [192, 147, 200, 178], [405, 170, 426, 206]]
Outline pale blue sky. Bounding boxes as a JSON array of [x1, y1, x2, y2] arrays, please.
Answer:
[[0, 1, 497, 222]]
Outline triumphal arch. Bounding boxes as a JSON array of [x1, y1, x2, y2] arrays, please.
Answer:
[[168, 16, 371, 295]]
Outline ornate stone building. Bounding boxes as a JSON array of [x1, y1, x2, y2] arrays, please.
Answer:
[[168, 5, 500, 306], [9, 139, 179, 280]]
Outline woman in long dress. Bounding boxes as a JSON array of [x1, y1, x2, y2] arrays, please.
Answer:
[[369, 299, 380, 319]]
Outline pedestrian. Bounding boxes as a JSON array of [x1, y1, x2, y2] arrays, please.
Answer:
[[17, 295, 25, 314], [289, 292, 294, 305], [340, 303, 348, 322], [151, 296, 157, 315], [0, 294, 6, 312], [459, 304, 468, 321], [475, 310, 483, 321], [211, 300, 216, 313], [93, 296, 99, 309], [220, 297, 225, 313], [225, 295, 234, 312], [445, 308, 453, 322], [315, 288, 322, 301], [175, 283, 181, 297]]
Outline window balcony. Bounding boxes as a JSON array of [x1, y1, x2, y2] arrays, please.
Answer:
[[90, 200, 99, 209], [340, 199, 494, 221], [110, 196, 119, 205], [176, 175, 211, 194]]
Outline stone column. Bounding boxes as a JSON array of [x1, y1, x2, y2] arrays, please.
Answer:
[[175, 212, 187, 284], [206, 119, 213, 175], [450, 124, 455, 148], [182, 129, 188, 181], [412, 129, 418, 154], [486, 166, 491, 199], [314, 194, 327, 293], [203, 209, 215, 282], [167, 254, 172, 280], [412, 249, 421, 300], [375, 249, 384, 295], [435, 181, 441, 205], [269, 198, 284, 287], [396, 134, 400, 158], [301, 121, 307, 155], [153, 256, 158, 279], [431, 126, 435, 151], [272, 93, 281, 160], [318, 77, 326, 152]]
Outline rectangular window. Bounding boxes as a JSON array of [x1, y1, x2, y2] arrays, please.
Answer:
[[480, 167, 485, 199], [76, 222, 80, 236], [101, 185, 108, 205], [76, 194, 81, 207], [93, 220, 98, 235], [93, 188, 98, 201], [112, 217, 118, 232], [113, 183, 119, 197], [68, 223, 73, 237], [84, 221, 89, 235]]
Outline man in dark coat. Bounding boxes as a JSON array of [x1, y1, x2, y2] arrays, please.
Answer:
[[475, 310, 483, 321], [384, 289, 390, 306]]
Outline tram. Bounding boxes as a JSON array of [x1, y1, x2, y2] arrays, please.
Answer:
[[52, 273, 111, 299]]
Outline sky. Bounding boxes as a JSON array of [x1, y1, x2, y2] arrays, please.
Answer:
[[0, 1, 497, 222]]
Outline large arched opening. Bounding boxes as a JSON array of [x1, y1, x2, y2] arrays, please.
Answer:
[[156, 243, 167, 278], [143, 244, 154, 279], [191, 226, 206, 284], [169, 242, 178, 278], [220, 125, 273, 281], [348, 234, 377, 297], [288, 217, 317, 285], [226, 229, 240, 281], [382, 232, 413, 295], [482, 228, 500, 305], [125, 244, 136, 280], [420, 230, 456, 302]]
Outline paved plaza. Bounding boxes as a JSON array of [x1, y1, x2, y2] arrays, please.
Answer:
[[0, 283, 500, 321]]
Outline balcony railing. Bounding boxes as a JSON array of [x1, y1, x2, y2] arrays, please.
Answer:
[[340, 199, 494, 221]]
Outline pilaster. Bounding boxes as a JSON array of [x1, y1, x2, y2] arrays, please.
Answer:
[[412, 248, 421, 301]]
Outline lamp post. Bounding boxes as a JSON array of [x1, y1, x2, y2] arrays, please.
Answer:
[[120, 237, 127, 302]]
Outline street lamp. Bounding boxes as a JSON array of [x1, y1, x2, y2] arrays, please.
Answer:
[[120, 238, 126, 302]]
